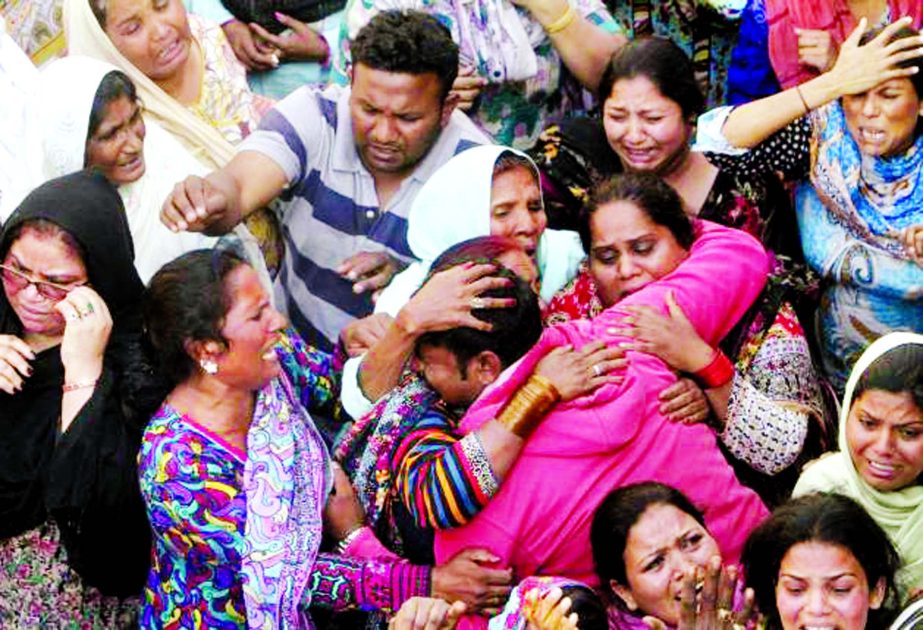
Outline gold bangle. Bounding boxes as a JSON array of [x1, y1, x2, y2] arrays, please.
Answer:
[[794, 85, 810, 114], [544, 2, 577, 35], [497, 374, 561, 439]]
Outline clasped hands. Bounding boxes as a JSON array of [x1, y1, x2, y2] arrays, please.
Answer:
[[223, 13, 329, 72]]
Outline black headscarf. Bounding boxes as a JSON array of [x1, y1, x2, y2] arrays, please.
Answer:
[[0, 170, 144, 336], [0, 171, 159, 597]]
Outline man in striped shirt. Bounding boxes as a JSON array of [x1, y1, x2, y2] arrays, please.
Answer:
[[161, 10, 489, 350]]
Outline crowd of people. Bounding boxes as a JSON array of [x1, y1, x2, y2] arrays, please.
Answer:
[[0, 0, 921, 628]]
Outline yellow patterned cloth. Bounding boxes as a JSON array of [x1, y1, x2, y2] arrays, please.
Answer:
[[1, 0, 66, 64]]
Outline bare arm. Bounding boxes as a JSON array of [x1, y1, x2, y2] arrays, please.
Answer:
[[161, 150, 288, 235], [722, 17, 923, 148], [516, 0, 626, 91]]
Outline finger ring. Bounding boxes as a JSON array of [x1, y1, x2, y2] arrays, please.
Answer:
[[470, 296, 486, 310], [717, 608, 732, 622], [85, 302, 95, 314], [592, 363, 603, 377]]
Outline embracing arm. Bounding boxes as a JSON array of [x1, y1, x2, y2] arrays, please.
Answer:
[[721, 18, 923, 149], [308, 553, 431, 614], [394, 345, 624, 530]]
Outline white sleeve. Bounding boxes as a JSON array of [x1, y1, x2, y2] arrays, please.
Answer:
[[691, 106, 750, 156]]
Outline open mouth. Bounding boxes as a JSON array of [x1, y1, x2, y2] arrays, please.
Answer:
[[157, 39, 183, 65], [858, 128, 886, 144]]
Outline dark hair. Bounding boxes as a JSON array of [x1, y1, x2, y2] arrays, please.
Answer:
[[350, 10, 459, 101], [143, 249, 247, 385], [561, 584, 609, 630], [591, 482, 706, 600], [85, 70, 139, 165], [859, 25, 923, 100], [598, 37, 705, 119], [89, 0, 107, 27], [415, 236, 542, 371], [741, 493, 901, 630], [2, 219, 85, 266], [851, 341, 923, 412], [493, 150, 539, 186], [579, 172, 695, 254]]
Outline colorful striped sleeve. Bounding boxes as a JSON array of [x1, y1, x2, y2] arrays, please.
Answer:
[[392, 410, 499, 530], [307, 553, 430, 613]]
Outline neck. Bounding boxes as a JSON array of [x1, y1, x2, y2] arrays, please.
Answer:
[[372, 170, 409, 210], [661, 151, 718, 216], [847, 0, 887, 21], [169, 372, 255, 437], [23, 331, 62, 353]]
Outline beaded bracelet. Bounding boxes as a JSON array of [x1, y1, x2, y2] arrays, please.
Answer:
[[545, 2, 577, 34], [62, 379, 98, 392], [692, 350, 734, 390]]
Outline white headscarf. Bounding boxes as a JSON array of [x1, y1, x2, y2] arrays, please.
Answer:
[[341, 145, 583, 419], [0, 19, 39, 221], [28, 56, 217, 282], [374, 144, 584, 315], [794, 332, 923, 602]]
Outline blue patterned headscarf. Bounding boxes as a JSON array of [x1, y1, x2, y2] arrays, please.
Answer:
[[809, 101, 923, 257]]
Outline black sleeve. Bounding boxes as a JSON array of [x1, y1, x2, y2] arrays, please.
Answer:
[[44, 364, 153, 597], [704, 117, 812, 182]]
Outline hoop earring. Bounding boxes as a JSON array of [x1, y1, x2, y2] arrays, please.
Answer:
[[199, 358, 218, 375]]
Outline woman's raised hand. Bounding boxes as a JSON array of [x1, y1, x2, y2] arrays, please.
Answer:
[[0, 334, 34, 394], [644, 557, 760, 630], [657, 377, 710, 425], [390, 597, 466, 630], [54, 286, 112, 384], [615, 291, 714, 374], [397, 264, 515, 336], [825, 16, 923, 97], [431, 548, 513, 616], [901, 225, 923, 265], [340, 313, 394, 357], [522, 586, 579, 630], [249, 13, 330, 62], [533, 342, 626, 401]]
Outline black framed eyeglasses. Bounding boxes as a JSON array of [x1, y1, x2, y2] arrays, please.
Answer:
[[0, 263, 86, 301]]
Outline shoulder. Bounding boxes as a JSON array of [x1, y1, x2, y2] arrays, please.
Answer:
[[792, 451, 853, 497]]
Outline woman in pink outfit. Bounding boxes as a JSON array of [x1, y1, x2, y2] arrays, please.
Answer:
[[433, 174, 772, 628]]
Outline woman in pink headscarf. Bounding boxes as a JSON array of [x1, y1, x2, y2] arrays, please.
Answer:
[[431, 173, 772, 628], [766, 0, 921, 88]]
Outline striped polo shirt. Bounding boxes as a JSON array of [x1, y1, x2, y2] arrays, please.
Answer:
[[240, 84, 489, 351]]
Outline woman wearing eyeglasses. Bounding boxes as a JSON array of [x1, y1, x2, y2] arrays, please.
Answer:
[[0, 171, 165, 626]]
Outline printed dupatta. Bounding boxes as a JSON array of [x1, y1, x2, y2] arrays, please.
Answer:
[[809, 102, 923, 259], [241, 372, 332, 629]]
